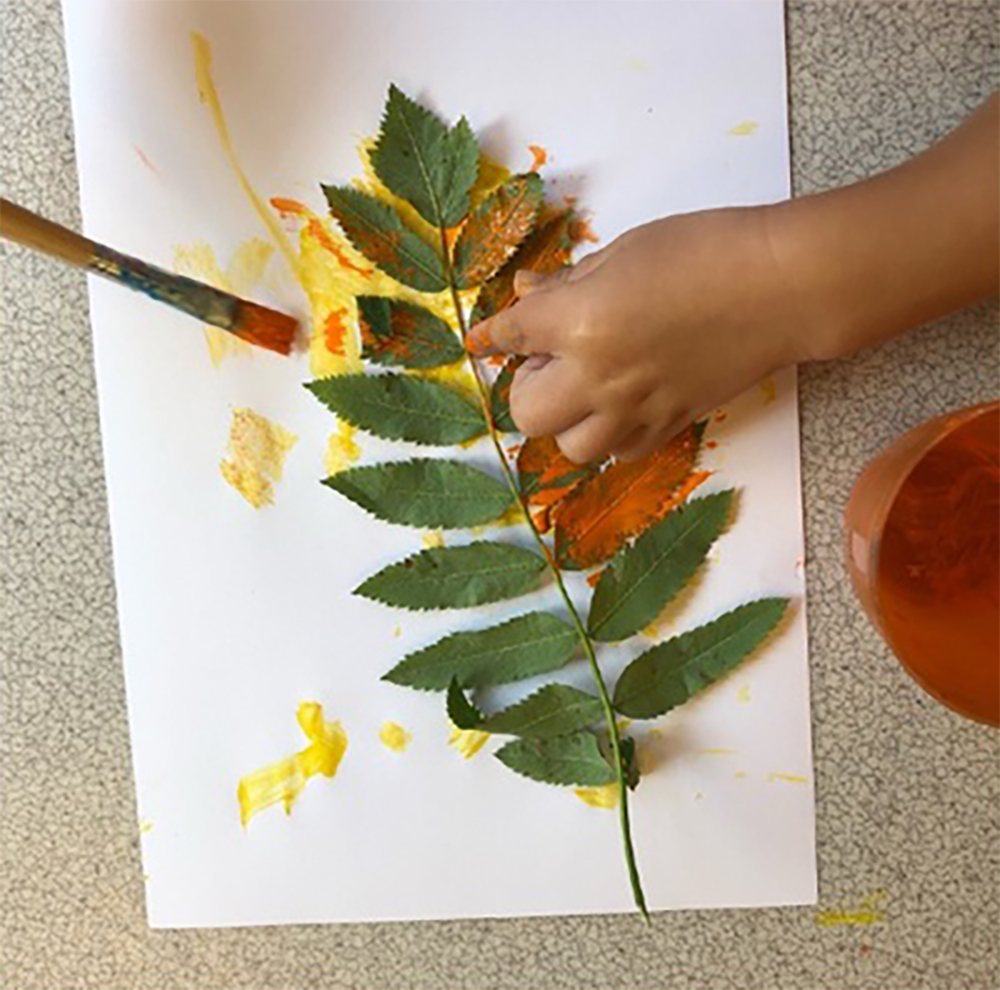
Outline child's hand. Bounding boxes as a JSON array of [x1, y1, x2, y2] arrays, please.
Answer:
[[467, 207, 804, 463]]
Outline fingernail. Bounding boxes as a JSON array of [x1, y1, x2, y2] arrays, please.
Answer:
[[513, 270, 547, 294]]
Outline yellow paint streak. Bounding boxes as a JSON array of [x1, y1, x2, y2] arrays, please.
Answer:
[[174, 239, 273, 364], [816, 891, 887, 926], [701, 747, 736, 756], [220, 408, 297, 508], [737, 684, 751, 703], [448, 723, 489, 759], [191, 33, 300, 278], [575, 783, 619, 809], [392, 625, 402, 638], [728, 120, 760, 137], [760, 377, 777, 405], [422, 530, 445, 549], [237, 702, 347, 827], [767, 772, 809, 784], [324, 421, 361, 475], [379, 721, 412, 753]]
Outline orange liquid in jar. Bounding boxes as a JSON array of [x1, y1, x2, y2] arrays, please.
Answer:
[[870, 407, 999, 724]]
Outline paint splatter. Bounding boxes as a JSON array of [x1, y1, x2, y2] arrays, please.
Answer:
[[237, 701, 348, 826], [728, 120, 760, 137], [139, 820, 154, 834], [575, 783, 619, 809], [422, 530, 445, 549], [528, 144, 548, 172], [133, 145, 159, 174], [767, 772, 809, 784], [737, 684, 751, 703], [324, 421, 361, 475], [448, 723, 489, 760], [392, 625, 402, 639], [734, 771, 748, 779], [173, 239, 274, 364], [816, 891, 887, 926], [379, 721, 412, 753], [760, 377, 777, 405], [220, 408, 297, 508], [701, 747, 736, 756]]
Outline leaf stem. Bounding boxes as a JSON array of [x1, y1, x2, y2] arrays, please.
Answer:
[[439, 228, 648, 920]]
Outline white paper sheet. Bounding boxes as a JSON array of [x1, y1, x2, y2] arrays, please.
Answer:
[[62, 0, 815, 927]]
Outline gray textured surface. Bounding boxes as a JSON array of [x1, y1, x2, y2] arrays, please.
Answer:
[[1, 1, 998, 988]]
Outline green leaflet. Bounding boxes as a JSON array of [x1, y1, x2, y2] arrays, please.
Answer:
[[612, 598, 790, 719], [446, 678, 485, 730], [306, 374, 485, 446], [357, 296, 465, 369], [370, 84, 479, 229], [355, 541, 546, 610], [495, 731, 616, 786], [588, 491, 734, 643], [489, 356, 523, 432], [323, 458, 513, 529], [453, 174, 545, 289], [480, 684, 604, 739], [382, 611, 578, 691], [323, 185, 447, 292]]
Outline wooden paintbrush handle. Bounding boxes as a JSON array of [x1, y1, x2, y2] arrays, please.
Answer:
[[0, 197, 97, 268]]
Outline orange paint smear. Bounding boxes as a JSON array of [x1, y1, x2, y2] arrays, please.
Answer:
[[553, 424, 711, 569], [323, 309, 349, 356], [306, 217, 372, 276], [706, 440, 719, 450], [569, 215, 600, 244], [528, 144, 548, 172]]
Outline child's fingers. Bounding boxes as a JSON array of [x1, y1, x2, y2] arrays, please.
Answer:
[[509, 358, 591, 437], [466, 288, 566, 357], [612, 417, 690, 462], [553, 413, 629, 465]]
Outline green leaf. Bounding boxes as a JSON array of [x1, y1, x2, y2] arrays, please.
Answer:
[[306, 374, 485, 446], [453, 174, 544, 289], [447, 678, 484, 730], [357, 296, 465, 368], [588, 491, 734, 643], [323, 185, 446, 291], [382, 611, 578, 691], [612, 598, 790, 719], [480, 684, 604, 739], [370, 84, 479, 228], [323, 458, 513, 528], [489, 356, 523, 432], [495, 731, 616, 786], [355, 541, 546, 610]]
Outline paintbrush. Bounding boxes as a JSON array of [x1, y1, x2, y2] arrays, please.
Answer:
[[0, 197, 297, 356]]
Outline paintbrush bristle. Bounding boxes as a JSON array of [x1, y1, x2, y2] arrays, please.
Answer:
[[232, 300, 299, 356]]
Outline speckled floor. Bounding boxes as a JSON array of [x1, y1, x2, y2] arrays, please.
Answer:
[[1, 2, 998, 988]]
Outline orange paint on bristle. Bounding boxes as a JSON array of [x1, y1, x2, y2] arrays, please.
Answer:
[[232, 300, 298, 355], [528, 144, 548, 171]]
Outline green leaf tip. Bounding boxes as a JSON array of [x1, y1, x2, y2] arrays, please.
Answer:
[[447, 678, 485, 730]]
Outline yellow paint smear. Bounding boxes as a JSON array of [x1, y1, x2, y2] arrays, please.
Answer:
[[191, 33, 300, 279], [422, 530, 445, 549], [575, 783, 619, 809], [324, 421, 361, 475], [760, 377, 777, 405], [139, 820, 153, 834], [728, 120, 760, 137], [220, 408, 297, 508], [734, 771, 748, 779], [701, 747, 736, 756], [737, 684, 751, 703], [816, 891, 887, 926], [379, 721, 412, 753], [237, 701, 348, 827], [392, 624, 402, 638], [767, 772, 809, 784], [448, 723, 489, 760], [174, 239, 274, 365]]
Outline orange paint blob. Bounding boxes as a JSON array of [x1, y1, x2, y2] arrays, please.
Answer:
[[306, 217, 372, 276], [528, 143, 548, 171], [323, 309, 349, 356], [270, 196, 309, 218]]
